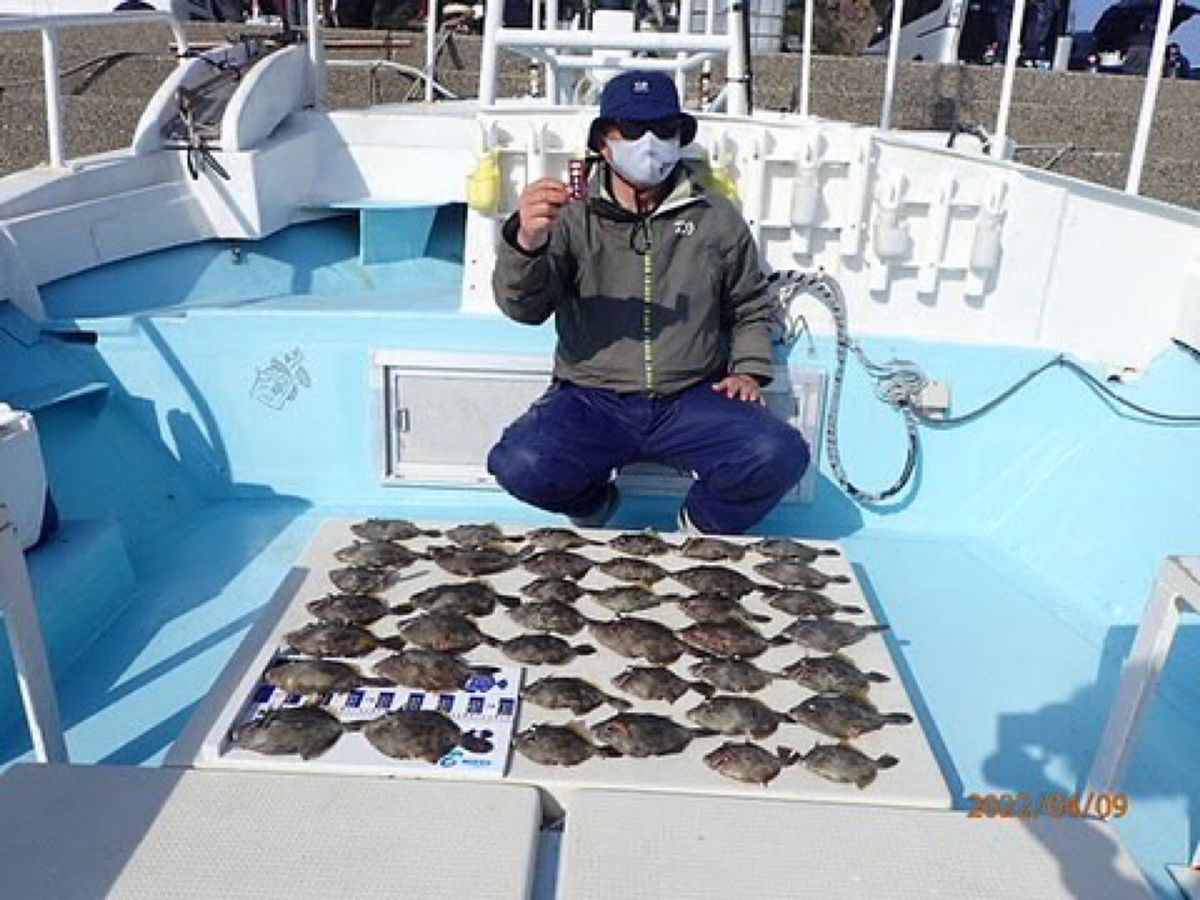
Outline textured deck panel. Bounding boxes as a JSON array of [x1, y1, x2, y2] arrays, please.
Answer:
[[188, 519, 952, 811], [560, 789, 1153, 900], [0, 763, 542, 900]]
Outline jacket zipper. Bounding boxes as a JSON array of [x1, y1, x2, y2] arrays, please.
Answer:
[[642, 221, 656, 394]]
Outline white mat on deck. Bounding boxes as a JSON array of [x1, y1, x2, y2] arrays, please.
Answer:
[[0, 763, 541, 900], [560, 789, 1153, 900], [188, 519, 951, 811]]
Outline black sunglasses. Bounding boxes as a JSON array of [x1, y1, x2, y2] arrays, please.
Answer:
[[612, 117, 683, 141]]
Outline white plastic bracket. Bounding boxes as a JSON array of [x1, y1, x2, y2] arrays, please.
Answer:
[[840, 134, 873, 260], [789, 131, 823, 258], [917, 175, 957, 297], [526, 123, 549, 184]]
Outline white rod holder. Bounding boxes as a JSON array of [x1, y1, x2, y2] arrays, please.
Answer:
[[1126, 0, 1177, 194], [992, 0, 1028, 158], [0, 521, 69, 764], [879, 0, 904, 129]]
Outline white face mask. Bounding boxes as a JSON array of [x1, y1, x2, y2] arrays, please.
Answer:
[[607, 132, 682, 189]]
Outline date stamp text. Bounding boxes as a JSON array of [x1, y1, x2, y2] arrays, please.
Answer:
[[966, 792, 1130, 821]]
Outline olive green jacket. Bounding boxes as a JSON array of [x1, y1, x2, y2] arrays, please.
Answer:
[[492, 162, 774, 395]]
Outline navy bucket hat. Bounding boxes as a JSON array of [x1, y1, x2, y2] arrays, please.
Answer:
[[588, 70, 698, 152]]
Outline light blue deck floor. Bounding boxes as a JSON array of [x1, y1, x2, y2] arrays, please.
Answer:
[[3, 497, 1194, 897]]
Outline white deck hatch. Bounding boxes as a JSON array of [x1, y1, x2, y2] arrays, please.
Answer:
[[374, 351, 825, 504]]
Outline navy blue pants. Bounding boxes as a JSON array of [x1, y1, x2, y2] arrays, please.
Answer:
[[487, 380, 810, 534]]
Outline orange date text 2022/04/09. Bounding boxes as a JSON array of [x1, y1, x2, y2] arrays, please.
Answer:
[[966, 792, 1131, 822]]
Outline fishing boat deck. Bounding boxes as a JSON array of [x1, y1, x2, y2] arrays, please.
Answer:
[[3, 217, 1199, 897]]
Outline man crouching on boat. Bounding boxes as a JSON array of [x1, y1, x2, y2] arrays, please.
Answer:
[[487, 70, 809, 535]]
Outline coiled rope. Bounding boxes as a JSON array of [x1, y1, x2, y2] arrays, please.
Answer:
[[769, 269, 926, 504]]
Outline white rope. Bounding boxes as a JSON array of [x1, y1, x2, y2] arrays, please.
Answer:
[[769, 269, 924, 504]]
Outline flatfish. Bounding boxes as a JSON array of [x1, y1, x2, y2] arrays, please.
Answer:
[[334, 541, 423, 570], [781, 654, 890, 697], [284, 622, 403, 658], [677, 621, 783, 659], [589, 617, 688, 665], [596, 557, 669, 585], [264, 659, 388, 695], [306, 593, 390, 625], [500, 634, 597, 665], [678, 593, 770, 625], [671, 565, 761, 597], [350, 518, 439, 542], [763, 588, 861, 618], [609, 531, 674, 557], [521, 577, 587, 603], [686, 695, 793, 738], [780, 619, 889, 653], [427, 545, 521, 577], [753, 559, 850, 590], [751, 538, 840, 563], [801, 742, 898, 788], [395, 612, 497, 654], [328, 566, 395, 594], [612, 666, 714, 703], [789, 695, 913, 740], [406, 581, 518, 617], [591, 713, 716, 758], [704, 742, 800, 786], [445, 523, 516, 549], [362, 709, 492, 763], [680, 537, 746, 562], [525, 527, 599, 551], [586, 585, 678, 614], [522, 550, 595, 580], [688, 658, 778, 694], [514, 724, 617, 766], [523, 677, 631, 715], [373, 649, 498, 691], [230, 707, 347, 760], [508, 600, 595, 636]]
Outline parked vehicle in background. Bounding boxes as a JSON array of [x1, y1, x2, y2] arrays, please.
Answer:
[[861, 0, 1080, 65], [1068, 0, 1198, 72]]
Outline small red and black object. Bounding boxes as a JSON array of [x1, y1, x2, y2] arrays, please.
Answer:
[[568, 158, 589, 201]]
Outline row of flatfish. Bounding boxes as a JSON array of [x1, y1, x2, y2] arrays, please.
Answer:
[[231, 520, 908, 788]]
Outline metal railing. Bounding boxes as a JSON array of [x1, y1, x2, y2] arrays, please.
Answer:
[[878, 0, 1176, 194], [476, 0, 750, 115], [0, 12, 188, 170]]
